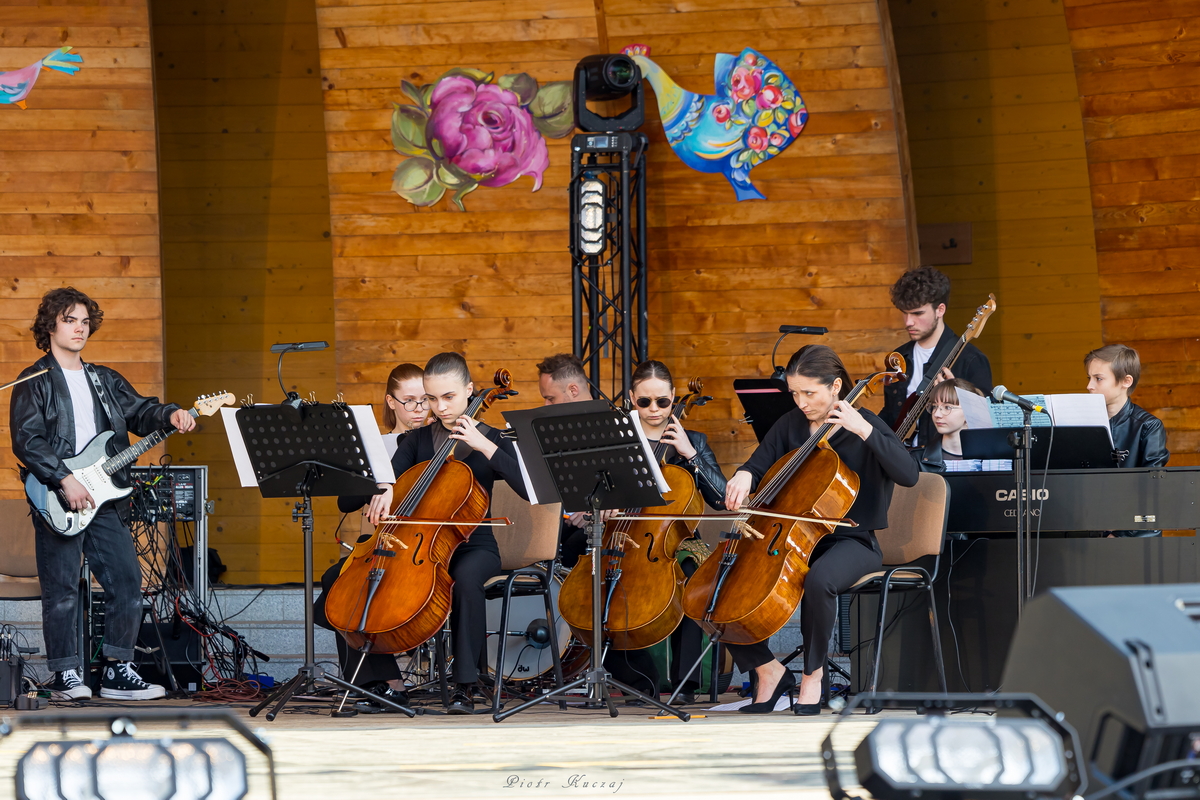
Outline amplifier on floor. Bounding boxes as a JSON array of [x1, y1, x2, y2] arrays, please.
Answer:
[[1002, 584, 1200, 798]]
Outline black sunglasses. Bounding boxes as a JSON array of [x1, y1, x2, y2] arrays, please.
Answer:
[[635, 397, 672, 409]]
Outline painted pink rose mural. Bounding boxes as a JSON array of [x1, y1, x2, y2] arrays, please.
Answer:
[[391, 68, 573, 209]]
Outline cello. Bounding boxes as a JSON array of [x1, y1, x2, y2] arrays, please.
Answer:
[[681, 354, 906, 645], [557, 379, 711, 650], [323, 370, 517, 655]]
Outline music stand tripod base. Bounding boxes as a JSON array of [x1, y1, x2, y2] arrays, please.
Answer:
[[231, 402, 414, 720], [494, 404, 690, 723]]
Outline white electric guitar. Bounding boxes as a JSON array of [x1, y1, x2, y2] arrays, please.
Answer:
[[24, 392, 235, 536]]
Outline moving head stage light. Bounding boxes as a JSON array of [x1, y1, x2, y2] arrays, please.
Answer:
[[573, 53, 644, 133]]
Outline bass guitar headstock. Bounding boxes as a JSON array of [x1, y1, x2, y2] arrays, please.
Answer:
[[963, 293, 998, 342]]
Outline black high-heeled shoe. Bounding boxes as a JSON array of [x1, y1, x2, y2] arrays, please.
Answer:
[[738, 668, 796, 714]]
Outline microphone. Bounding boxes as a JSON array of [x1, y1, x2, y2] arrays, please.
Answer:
[[270, 341, 328, 353], [991, 385, 1046, 414], [778, 325, 828, 336]]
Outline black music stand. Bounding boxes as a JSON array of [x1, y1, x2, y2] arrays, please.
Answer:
[[734, 378, 793, 443], [231, 402, 416, 720], [494, 402, 689, 722]]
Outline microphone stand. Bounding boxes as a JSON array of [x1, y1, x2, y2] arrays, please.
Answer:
[[1007, 407, 1034, 617]]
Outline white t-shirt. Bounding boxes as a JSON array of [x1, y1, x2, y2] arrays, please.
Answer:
[[907, 341, 937, 397], [62, 367, 98, 455]]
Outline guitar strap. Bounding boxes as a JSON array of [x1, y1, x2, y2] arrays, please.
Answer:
[[83, 362, 119, 435]]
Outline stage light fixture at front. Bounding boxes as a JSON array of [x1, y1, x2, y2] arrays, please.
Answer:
[[823, 694, 1085, 800], [6, 710, 275, 800], [578, 179, 606, 255], [857, 717, 1073, 800], [573, 54, 644, 133], [18, 737, 248, 800]]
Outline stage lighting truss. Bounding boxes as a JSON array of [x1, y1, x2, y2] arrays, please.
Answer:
[[4, 709, 276, 800], [822, 693, 1086, 800], [570, 132, 649, 404]]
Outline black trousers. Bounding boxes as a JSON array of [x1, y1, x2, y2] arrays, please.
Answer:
[[727, 535, 882, 676], [447, 541, 502, 685], [33, 506, 142, 672], [313, 559, 401, 686]]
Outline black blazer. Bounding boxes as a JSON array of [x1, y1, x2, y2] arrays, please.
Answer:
[[879, 325, 993, 444]]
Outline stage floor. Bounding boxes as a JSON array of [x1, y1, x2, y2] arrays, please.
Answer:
[[0, 693, 899, 799]]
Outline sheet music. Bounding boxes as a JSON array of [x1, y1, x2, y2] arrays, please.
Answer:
[[630, 410, 671, 494], [1044, 393, 1112, 445], [382, 432, 400, 459], [513, 445, 540, 505], [989, 394, 1051, 428], [957, 390, 995, 431], [220, 407, 259, 488], [350, 405, 396, 484]]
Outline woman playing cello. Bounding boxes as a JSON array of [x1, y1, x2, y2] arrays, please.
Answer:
[[363, 352, 528, 714], [722, 345, 918, 714]]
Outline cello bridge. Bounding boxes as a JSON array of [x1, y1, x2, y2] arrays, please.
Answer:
[[379, 532, 409, 551]]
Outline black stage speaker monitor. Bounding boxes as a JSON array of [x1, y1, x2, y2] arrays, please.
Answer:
[[1001, 584, 1200, 796]]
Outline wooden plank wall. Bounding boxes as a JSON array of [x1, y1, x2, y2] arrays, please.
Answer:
[[890, 0, 1104, 394], [1065, 0, 1200, 467], [316, 0, 916, 477], [0, 1, 164, 501], [152, 0, 339, 583]]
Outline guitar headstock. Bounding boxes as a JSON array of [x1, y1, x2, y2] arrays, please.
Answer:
[[193, 391, 236, 417], [963, 293, 998, 342]]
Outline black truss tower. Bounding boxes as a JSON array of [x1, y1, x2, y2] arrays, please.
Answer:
[[569, 131, 649, 403]]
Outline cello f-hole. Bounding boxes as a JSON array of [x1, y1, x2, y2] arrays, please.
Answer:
[[644, 530, 658, 562], [766, 522, 784, 557], [409, 531, 425, 566]]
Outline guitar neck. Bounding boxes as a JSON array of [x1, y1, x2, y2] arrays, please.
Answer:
[[101, 408, 196, 476], [897, 336, 968, 439]]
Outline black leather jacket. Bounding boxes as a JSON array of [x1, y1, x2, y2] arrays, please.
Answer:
[[1109, 400, 1169, 469], [879, 325, 993, 445], [1108, 400, 1169, 538], [9, 353, 181, 491], [664, 429, 728, 510], [913, 436, 947, 473]]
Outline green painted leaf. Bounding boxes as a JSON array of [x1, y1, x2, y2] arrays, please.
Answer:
[[765, 72, 782, 85], [429, 136, 444, 159], [741, 98, 756, 117], [529, 81, 574, 138], [400, 80, 424, 107], [767, 146, 780, 155], [437, 160, 476, 186], [756, 109, 775, 127], [775, 107, 788, 124], [498, 72, 539, 105], [391, 103, 429, 157], [781, 100, 795, 110], [449, 181, 479, 211], [392, 157, 445, 207]]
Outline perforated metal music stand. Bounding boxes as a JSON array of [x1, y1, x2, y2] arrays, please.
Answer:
[[494, 402, 688, 722], [225, 402, 415, 720]]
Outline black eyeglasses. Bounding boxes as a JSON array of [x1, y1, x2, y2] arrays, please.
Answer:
[[635, 397, 672, 409]]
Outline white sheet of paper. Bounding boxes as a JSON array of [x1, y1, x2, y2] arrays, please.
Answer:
[[351, 405, 396, 484], [220, 407, 259, 488], [513, 444, 541, 506], [630, 410, 671, 494], [958, 389, 995, 432], [1045, 393, 1109, 426], [382, 432, 400, 459]]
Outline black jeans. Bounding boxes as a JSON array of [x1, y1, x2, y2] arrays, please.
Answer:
[[32, 505, 142, 672], [727, 534, 882, 676]]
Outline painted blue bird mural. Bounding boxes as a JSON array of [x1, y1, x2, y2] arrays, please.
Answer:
[[622, 44, 807, 201], [0, 47, 83, 109]]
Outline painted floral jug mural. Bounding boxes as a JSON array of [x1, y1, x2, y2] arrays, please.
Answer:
[[391, 69, 573, 210], [622, 44, 807, 201]]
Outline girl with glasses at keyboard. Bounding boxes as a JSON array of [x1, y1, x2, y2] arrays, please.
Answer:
[[914, 378, 1002, 473]]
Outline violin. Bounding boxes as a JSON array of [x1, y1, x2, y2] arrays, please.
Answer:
[[681, 355, 906, 645], [558, 378, 711, 651], [323, 370, 517, 655]]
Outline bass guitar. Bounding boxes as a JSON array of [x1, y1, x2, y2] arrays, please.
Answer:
[[24, 392, 235, 536], [892, 294, 997, 442]]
